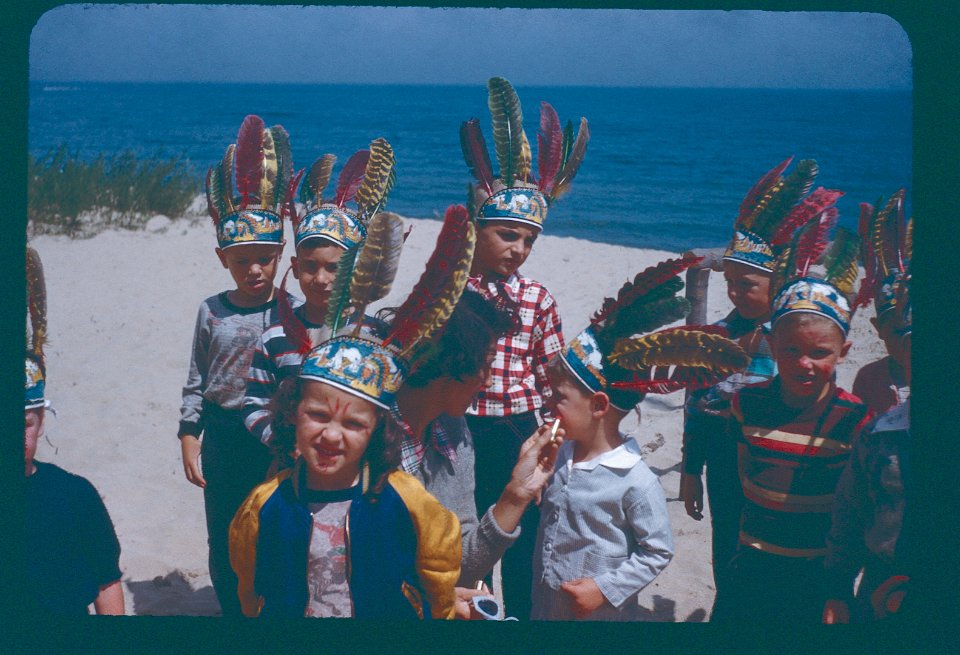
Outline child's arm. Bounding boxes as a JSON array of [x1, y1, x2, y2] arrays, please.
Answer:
[[178, 303, 211, 487], [564, 477, 675, 617], [228, 484, 274, 618], [241, 331, 280, 447], [823, 433, 872, 622], [530, 291, 564, 408], [388, 472, 462, 619], [92, 580, 124, 615]]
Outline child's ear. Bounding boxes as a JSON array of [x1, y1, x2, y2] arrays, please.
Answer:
[[838, 339, 852, 363], [591, 392, 611, 416], [291, 255, 300, 279], [215, 247, 228, 269]]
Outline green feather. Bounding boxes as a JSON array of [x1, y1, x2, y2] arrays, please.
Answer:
[[487, 77, 525, 186], [823, 227, 860, 295], [324, 245, 360, 334], [598, 296, 690, 350], [751, 159, 818, 239], [270, 126, 293, 208]]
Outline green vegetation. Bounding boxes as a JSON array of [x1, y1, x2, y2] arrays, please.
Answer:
[[28, 145, 200, 237]]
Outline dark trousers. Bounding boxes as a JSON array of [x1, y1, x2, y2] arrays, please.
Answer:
[[467, 411, 541, 621], [703, 437, 744, 619], [200, 402, 272, 617], [712, 548, 828, 623]]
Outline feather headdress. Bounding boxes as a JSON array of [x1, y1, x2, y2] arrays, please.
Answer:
[[770, 210, 861, 335], [461, 76, 589, 230], [852, 189, 911, 318], [561, 255, 748, 408], [297, 204, 476, 410], [25, 246, 49, 409], [289, 138, 395, 250], [205, 115, 293, 249], [724, 157, 843, 272]]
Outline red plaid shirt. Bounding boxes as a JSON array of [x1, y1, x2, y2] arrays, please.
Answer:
[[466, 272, 564, 417]]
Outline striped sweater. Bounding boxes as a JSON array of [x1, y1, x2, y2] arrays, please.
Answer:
[[731, 379, 871, 558]]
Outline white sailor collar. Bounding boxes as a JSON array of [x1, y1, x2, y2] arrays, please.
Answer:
[[565, 435, 642, 472], [874, 398, 910, 433]]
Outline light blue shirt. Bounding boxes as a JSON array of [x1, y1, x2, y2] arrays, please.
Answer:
[[531, 436, 674, 621]]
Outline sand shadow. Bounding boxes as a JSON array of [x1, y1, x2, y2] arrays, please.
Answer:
[[637, 594, 709, 622], [126, 570, 220, 616]]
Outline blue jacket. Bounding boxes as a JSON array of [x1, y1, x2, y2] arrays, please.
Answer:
[[229, 464, 461, 619]]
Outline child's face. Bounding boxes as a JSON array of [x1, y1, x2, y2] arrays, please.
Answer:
[[292, 241, 344, 314], [24, 408, 43, 476], [546, 358, 596, 440], [472, 220, 539, 278], [772, 315, 851, 407], [723, 260, 773, 321], [295, 381, 380, 490], [216, 243, 283, 303], [871, 313, 908, 368]]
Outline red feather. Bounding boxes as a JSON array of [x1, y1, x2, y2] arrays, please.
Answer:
[[683, 323, 730, 337], [769, 187, 844, 245], [591, 255, 702, 325], [611, 367, 727, 394], [334, 150, 371, 207], [284, 168, 305, 225], [737, 156, 793, 224], [795, 207, 838, 277], [537, 102, 563, 195], [277, 266, 312, 356], [234, 115, 265, 208], [384, 205, 472, 350], [460, 119, 495, 194]]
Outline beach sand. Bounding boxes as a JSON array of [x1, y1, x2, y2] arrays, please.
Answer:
[[30, 209, 886, 619]]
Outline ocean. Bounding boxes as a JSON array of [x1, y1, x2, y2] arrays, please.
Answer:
[[28, 82, 911, 252]]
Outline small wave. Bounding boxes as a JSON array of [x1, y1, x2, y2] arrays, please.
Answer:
[[42, 85, 79, 92]]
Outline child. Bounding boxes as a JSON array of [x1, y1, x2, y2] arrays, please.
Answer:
[[824, 216, 913, 623], [718, 220, 873, 622], [681, 158, 843, 616], [850, 190, 910, 415], [242, 140, 397, 450], [229, 336, 462, 618], [24, 246, 124, 615], [460, 76, 588, 617], [177, 115, 294, 616], [229, 203, 476, 618], [531, 256, 749, 621]]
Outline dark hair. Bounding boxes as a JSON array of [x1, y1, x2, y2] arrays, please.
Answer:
[[269, 377, 402, 497], [383, 288, 515, 387]]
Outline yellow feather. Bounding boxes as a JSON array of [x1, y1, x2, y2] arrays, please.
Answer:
[[515, 130, 532, 183], [259, 129, 278, 209], [220, 143, 237, 214], [609, 330, 748, 373]]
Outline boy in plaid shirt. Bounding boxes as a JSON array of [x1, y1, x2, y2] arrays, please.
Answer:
[[460, 76, 588, 618]]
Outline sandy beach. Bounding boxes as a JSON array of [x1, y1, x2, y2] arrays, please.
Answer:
[[29, 207, 886, 619]]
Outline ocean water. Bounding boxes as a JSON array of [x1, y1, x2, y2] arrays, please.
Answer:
[[29, 82, 911, 251]]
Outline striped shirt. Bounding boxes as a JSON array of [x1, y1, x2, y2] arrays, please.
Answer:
[[731, 379, 871, 558], [241, 303, 324, 447], [465, 273, 564, 417]]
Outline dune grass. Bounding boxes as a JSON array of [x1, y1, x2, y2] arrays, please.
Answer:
[[28, 145, 200, 237]]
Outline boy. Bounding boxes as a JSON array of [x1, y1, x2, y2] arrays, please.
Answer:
[[242, 141, 395, 449], [718, 224, 872, 622], [532, 256, 748, 620], [824, 217, 913, 623], [681, 157, 842, 616], [178, 115, 294, 616], [24, 246, 124, 615], [460, 76, 588, 617], [851, 191, 910, 415]]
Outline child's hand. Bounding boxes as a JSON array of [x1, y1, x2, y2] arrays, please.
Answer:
[[453, 585, 492, 620], [180, 434, 206, 488], [560, 578, 608, 619], [822, 598, 850, 624], [680, 472, 704, 520]]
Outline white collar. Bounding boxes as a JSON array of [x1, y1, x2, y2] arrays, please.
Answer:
[[565, 436, 642, 472], [874, 398, 910, 433]]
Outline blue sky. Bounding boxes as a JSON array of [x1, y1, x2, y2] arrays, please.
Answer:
[[30, 5, 911, 89]]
